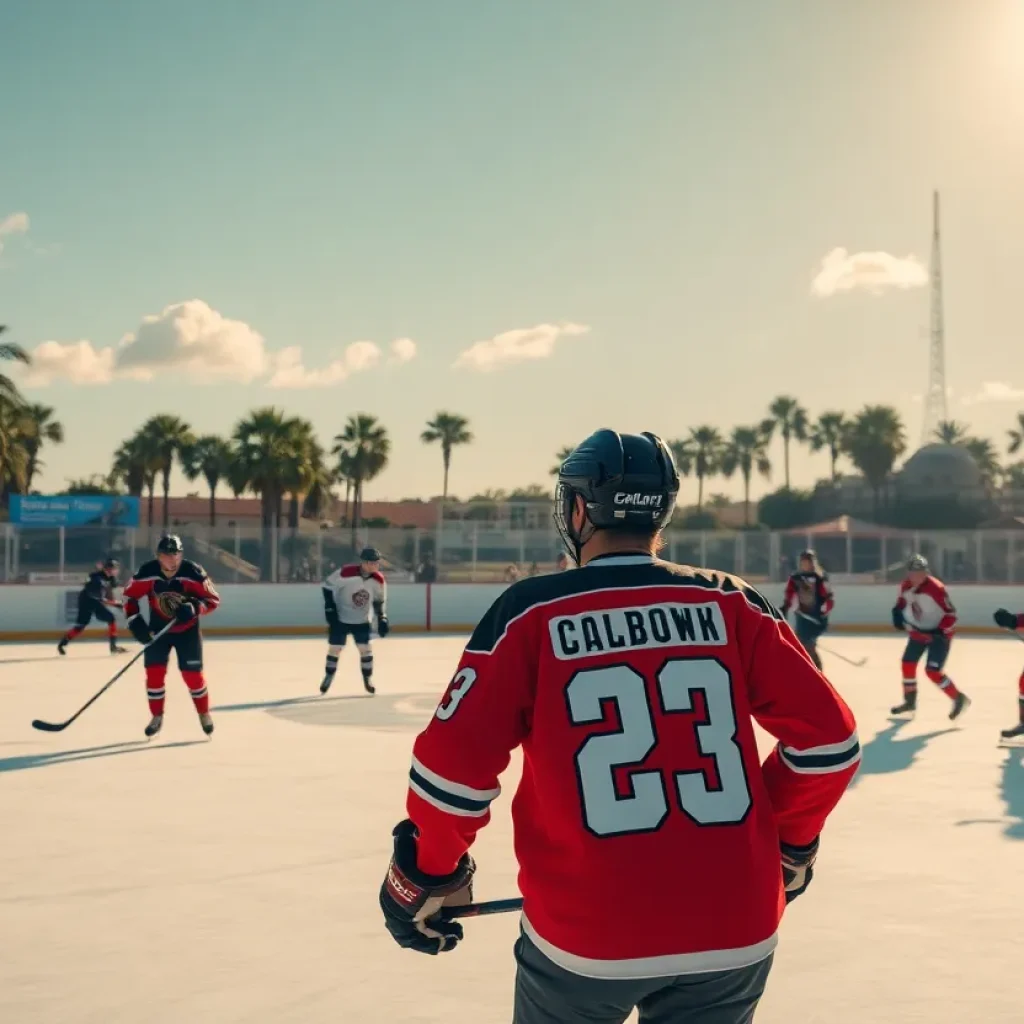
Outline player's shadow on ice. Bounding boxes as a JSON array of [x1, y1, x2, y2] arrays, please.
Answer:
[[956, 748, 1024, 840], [849, 719, 957, 787], [0, 740, 206, 774]]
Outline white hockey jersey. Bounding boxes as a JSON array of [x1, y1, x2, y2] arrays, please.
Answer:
[[323, 564, 387, 625]]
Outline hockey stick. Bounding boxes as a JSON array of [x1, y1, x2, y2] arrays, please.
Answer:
[[444, 897, 524, 919], [1001, 627, 1024, 644], [31, 620, 176, 733], [793, 612, 868, 667]]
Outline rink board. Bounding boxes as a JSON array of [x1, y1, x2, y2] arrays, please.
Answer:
[[0, 635, 1022, 1023]]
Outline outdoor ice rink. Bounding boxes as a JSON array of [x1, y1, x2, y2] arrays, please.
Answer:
[[1, 634, 1022, 1024]]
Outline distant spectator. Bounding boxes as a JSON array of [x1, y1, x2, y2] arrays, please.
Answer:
[[556, 552, 569, 572], [416, 556, 437, 584], [505, 563, 520, 582]]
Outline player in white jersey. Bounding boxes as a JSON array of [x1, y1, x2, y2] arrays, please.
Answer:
[[320, 546, 389, 695]]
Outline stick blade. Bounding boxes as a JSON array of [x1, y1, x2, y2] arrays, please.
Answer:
[[31, 718, 68, 732]]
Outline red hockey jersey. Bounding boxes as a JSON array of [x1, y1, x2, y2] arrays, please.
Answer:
[[406, 553, 860, 979], [123, 558, 220, 634], [895, 575, 956, 636]]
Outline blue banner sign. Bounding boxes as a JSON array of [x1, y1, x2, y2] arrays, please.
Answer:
[[9, 495, 141, 528]]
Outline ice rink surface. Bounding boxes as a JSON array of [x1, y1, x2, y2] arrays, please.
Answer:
[[1, 634, 1022, 1024]]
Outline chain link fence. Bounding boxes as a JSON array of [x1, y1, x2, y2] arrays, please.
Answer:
[[4, 522, 1023, 586]]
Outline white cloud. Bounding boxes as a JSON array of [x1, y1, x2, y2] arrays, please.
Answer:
[[811, 247, 928, 297], [389, 337, 417, 365], [19, 299, 417, 389], [962, 381, 1024, 406], [0, 211, 29, 254], [454, 322, 590, 372], [266, 340, 382, 389]]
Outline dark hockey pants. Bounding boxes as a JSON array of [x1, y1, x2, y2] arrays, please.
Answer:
[[512, 931, 773, 1024], [794, 614, 825, 670]]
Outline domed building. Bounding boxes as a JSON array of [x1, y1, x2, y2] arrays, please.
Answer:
[[895, 443, 984, 498]]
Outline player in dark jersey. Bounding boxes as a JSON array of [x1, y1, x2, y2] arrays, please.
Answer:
[[57, 558, 127, 656], [779, 549, 834, 669], [993, 608, 1024, 740], [122, 534, 221, 739], [378, 429, 860, 1024]]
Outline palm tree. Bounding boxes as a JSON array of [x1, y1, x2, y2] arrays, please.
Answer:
[[963, 437, 1001, 489], [111, 435, 150, 498], [809, 411, 848, 482], [1004, 462, 1024, 491], [181, 435, 233, 526], [765, 395, 808, 490], [550, 445, 575, 477], [232, 407, 304, 579], [421, 412, 472, 502], [0, 396, 29, 497], [0, 325, 30, 405], [933, 419, 970, 445], [721, 425, 772, 526], [139, 415, 195, 527], [842, 405, 907, 515], [667, 439, 695, 499], [17, 403, 64, 492], [685, 426, 725, 510], [1008, 413, 1024, 455], [333, 414, 391, 549]]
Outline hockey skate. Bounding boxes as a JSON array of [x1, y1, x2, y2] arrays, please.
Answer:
[[949, 693, 971, 721], [198, 712, 214, 736], [109, 644, 127, 654], [144, 714, 163, 738], [362, 673, 376, 695], [319, 673, 334, 695], [890, 698, 916, 717], [57, 638, 68, 656], [999, 722, 1024, 741]]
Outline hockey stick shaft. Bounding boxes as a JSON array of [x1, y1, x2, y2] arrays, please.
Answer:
[[816, 643, 867, 667], [1002, 627, 1024, 644], [31, 620, 176, 732], [444, 897, 524, 919]]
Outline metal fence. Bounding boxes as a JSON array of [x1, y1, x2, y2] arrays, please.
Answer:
[[4, 523, 1024, 586]]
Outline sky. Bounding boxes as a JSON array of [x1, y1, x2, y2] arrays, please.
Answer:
[[2, 0, 1023, 506]]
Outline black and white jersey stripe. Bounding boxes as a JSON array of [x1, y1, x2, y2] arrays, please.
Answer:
[[778, 734, 861, 775], [408, 755, 500, 818]]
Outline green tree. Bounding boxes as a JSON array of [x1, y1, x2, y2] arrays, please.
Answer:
[[933, 419, 970, 445], [139, 415, 195, 527], [0, 325, 30, 405], [181, 435, 233, 526], [18, 403, 64, 492], [765, 395, 808, 490], [963, 436, 1001, 489], [842, 405, 907, 514], [0, 396, 29, 496], [1008, 412, 1024, 455], [684, 426, 725, 510], [421, 412, 472, 502], [333, 414, 391, 549], [60, 474, 122, 496], [550, 445, 575, 477], [111, 436, 150, 498], [809, 411, 848, 482], [721, 425, 772, 526]]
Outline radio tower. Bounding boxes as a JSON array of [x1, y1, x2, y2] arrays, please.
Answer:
[[921, 190, 948, 444]]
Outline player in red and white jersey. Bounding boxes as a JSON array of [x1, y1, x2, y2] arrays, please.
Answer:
[[319, 547, 389, 695], [780, 549, 834, 669], [378, 430, 860, 1024], [890, 555, 969, 720], [992, 608, 1024, 740]]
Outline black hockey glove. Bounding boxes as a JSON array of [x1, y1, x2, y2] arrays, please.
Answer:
[[377, 616, 390, 638], [175, 600, 198, 624], [994, 608, 1018, 631], [817, 614, 829, 632], [891, 606, 905, 631], [127, 616, 153, 646], [781, 836, 819, 903], [380, 819, 475, 955]]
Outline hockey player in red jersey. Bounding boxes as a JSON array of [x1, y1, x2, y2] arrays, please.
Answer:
[[122, 534, 220, 738], [890, 554, 969, 720], [992, 608, 1024, 740], [779, 549, 834, 669], [319, 546, 389, 695], [378, 429, 860, 1024]]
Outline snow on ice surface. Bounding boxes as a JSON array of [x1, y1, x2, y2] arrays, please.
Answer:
[[0, 635, 1022, 1024]]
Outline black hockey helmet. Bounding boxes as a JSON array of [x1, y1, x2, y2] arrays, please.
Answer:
[[157, 534, 184, 555], [102, 557, 120, 571], [555, 429, 679, 564], [360, 546, 381, 563]]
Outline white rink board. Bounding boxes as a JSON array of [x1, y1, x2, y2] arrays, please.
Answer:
[[2, 580, 1024, 639], [1, 635, 1022, 1023]]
